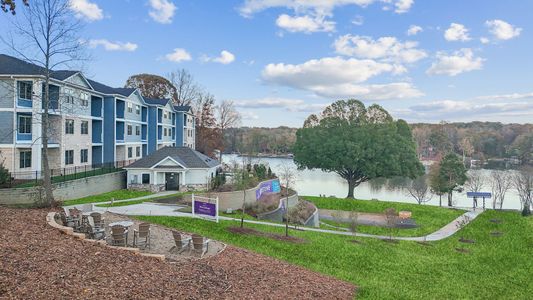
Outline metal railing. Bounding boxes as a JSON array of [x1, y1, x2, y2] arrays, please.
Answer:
[[1, 159, 138, 189]]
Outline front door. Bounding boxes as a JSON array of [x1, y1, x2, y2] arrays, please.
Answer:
[[165, 172, 179, 191]]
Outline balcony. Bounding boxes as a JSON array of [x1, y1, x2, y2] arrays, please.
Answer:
[[17, 98, 32, 108], [16, 132, 32, 142]]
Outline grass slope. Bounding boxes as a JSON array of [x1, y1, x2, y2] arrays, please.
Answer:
[[62, 190, 153, 206], [305, 196, 464, 237], [137, 211, 532, 299]]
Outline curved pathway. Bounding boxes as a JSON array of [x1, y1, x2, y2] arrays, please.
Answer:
[[65, 192, 483, 242]]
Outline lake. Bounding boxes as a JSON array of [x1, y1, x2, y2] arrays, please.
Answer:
[[222, 154, 523, 210]]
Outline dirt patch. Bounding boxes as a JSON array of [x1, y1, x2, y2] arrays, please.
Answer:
[[349, 239, 363, 244], [490, 231, 504, 237], [0, 207, 354, 299], [458, 238, 475, 244], [489, 219, 502, 224], [455, 247, 470, 254], [228, 226, 307, 244]]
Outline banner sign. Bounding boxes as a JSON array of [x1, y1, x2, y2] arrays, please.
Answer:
[[192, 194, 219, 222], [466, 192, 492, 198], [256, 179, 282, 200]]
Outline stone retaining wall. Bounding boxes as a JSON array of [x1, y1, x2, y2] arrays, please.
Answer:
[[0, 171, 126, 206]]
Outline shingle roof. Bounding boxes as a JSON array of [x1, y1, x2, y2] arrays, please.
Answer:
[[144, 98, 170, 106], [0, 54, 81, 81], [126, 146, 220, 169], [173, 105, 192, 112], [0, 54, 135, 97]]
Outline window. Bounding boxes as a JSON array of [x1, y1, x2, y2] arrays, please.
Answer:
[[18, 115, 32, 134], [131, 175, 138, 184], [163, 111, 167, 119], [127, 125, 132, 135], [127, 147, 133, 158], [136, 105, 140, 115], [135, 126, 140, 136], [64, 88, 75, 104], [184, 116, 187, 126], [80, 149, 88, 163], [18, 81, 32, 100], [65, 119, 74, 134], [127, 102, 133, 113], [19, 150, 31, 168], [164, 127, 168, 137], [81, 121, 89, 135], [136, 146, 140, 157], [80, 93, 89, 107], [65, 150, 74, 165], [142, 173, 150, 184]]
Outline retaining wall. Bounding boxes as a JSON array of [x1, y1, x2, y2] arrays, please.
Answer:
[[0, 171, 126, 205]]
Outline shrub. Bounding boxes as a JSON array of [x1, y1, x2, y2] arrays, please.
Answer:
[[521, 205, 531, 217], [0, 159, 10, 185], [288, 200, 316, 225]]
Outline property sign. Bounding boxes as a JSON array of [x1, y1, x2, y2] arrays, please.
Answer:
[[466, 192, 492, 198], [192, 194, 219, 222], [256, 179, 282, 200]]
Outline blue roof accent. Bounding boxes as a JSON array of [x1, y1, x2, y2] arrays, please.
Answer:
[[173, 105, 192, 112]]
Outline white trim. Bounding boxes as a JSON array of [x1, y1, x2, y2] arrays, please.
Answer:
[[62, 72, 95, 90], [151, 156, 187, 169]]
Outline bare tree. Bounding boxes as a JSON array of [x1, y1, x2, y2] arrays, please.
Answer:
[[465, 171, 484, 193], [405, 175, 432, 205], [216, 100, 241, 161], [278, 162, 296, 237], [513, 167, 533, 216], [490, 170, 512, 210], [2, 0, 85, 205], [384, 208, 398, 241], [168, 69, 200, 106], [1, 0, 28, 14], [347, 210, 358, 239]]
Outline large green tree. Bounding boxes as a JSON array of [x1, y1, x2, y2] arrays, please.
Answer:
[[293, 99, 424, 198], [438, 153, 468, 207]]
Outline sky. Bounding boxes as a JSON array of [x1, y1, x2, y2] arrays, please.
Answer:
[[1, 0, 532, 127]]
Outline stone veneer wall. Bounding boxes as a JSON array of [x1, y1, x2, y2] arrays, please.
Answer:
[[0, 171, 126, 206]]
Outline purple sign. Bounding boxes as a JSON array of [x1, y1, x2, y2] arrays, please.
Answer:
[[256, 179, 281, 200], [194, 200, 216, 217]]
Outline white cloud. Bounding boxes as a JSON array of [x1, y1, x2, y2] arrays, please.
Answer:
[[333, 35, 427, 64], [240, 111, 260, 120], [235, 97, 328, 112], [475, 91, 533, 101], [394, 0, 413, 14], [407, 25, 422, 36], [444, 23, 471, 41], [149, 0, 177, 24], [409, 100, 533, 119], [69, 0, 103, 21], [88, 39, 138, 52], [276, 14, 335, 33], [262, 56, 422, 100], [352, 15, 364, 26], [202, 50, 236, 64], [480, 37, 490, 44], [165, 48, 192, 62], [485, 19, 522, 40], [427, 48, 484, 76]]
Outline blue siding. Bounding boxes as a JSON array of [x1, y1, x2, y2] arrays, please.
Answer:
[[175, 112, 184, 145], [92, 146, 103, 165], [116, 121, 124, 142], [91, 96, 103, 117], [92, 119, 103, 143], [116, 99, 125, 119], [147, 107, 157, 154], [103, 97, 116, 163]]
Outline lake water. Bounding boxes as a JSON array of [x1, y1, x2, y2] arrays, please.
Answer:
[[222, 154, 523, 210]]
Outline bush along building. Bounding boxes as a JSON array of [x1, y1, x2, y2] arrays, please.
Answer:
[[0, 54, 195, 179]]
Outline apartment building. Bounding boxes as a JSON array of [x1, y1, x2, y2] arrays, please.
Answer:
[[0, 54, 196, 177]]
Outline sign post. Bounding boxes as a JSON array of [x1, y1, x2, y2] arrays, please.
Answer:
[[466, 192, 491, 211], [192, 194, 219, 223]]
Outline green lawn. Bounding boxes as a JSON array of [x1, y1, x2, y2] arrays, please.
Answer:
[[305, 196, 465, 237], [95, 192, 190, 207], [62, 189, 153, 206], [137, 210, 532, 299]]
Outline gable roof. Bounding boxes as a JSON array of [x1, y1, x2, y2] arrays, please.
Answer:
[[0, 54, 81, 82], [86, 79, 135, 97], [126, 146, 220, 169], [173, 105, 192, 113], [144, 98, 170, 106]]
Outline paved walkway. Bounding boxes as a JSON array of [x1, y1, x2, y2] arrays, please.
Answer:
[[65, 193, 484, 242]]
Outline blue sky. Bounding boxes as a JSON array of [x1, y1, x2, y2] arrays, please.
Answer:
[[2, 0, 532, 127]]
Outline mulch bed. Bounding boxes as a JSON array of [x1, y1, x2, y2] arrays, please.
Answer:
[[227, 226, 307, 244], [0, 207, 354, 299]]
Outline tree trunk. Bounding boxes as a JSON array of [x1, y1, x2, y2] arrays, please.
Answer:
[[447, 192, 453, 207], [42, 72, 53, 206], [439, 195, 442, 207], [285, 195, 289, 237], [240, 189, 246, 228], [347, 179, 356, 198]]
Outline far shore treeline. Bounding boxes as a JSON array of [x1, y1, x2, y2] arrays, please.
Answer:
[[223, 121, 533, 167]]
